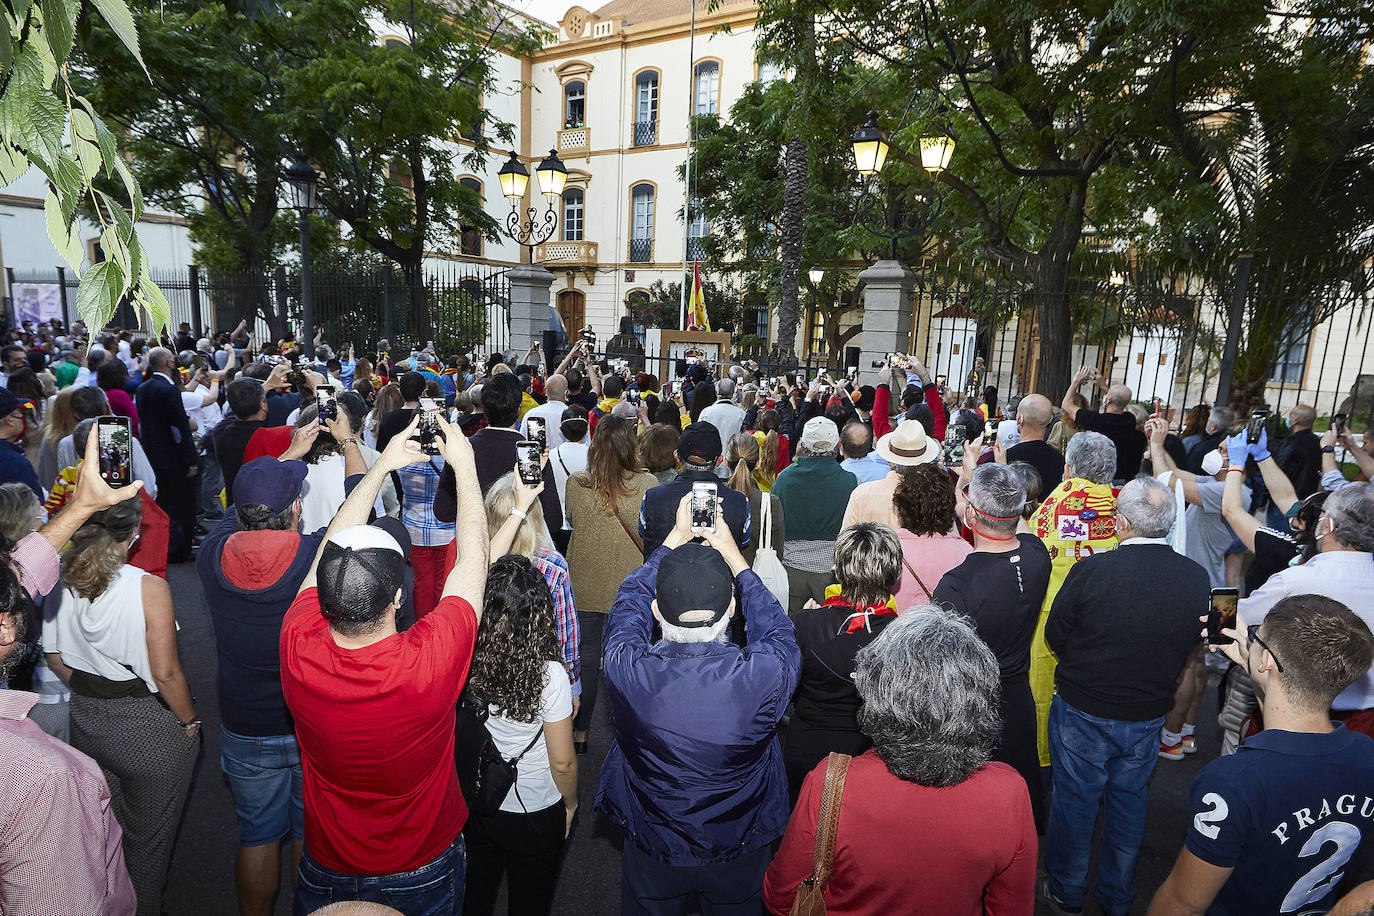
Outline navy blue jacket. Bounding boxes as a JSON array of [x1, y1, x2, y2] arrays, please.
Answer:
[[638, 467, 750, 560], [0, 439, 41, 500], [595, 546, 800, 864]]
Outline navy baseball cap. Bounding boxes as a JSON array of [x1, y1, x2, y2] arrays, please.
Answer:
[[677, 422, 722, 464], [655, 542, 734, 627], [233, 457, 308, 513]]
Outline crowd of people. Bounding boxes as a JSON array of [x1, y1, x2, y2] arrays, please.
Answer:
[[1, 313, 1374, 916]]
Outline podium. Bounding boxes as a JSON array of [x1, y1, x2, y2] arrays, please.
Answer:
[[645, 329, 732, 382]]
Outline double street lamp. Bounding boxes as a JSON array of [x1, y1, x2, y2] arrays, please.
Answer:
[[285, 154, 320, 349], [499, 149, 570, 262], [848, 110, 955, 260]]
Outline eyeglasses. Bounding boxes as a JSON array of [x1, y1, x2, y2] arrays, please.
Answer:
[[1247, 624, 1284, 673]]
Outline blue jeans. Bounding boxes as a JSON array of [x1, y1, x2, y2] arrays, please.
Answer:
[[1045, 696, 1164, 916], [293, 834, 465, 916], [219, 727, 304, 847], [620, 842, 771, 916]]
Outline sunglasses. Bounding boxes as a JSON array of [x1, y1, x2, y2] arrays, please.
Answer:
[[1247, 624, 1284, 673]]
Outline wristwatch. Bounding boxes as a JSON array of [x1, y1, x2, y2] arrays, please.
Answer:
[[180, 716, 202, 736], [1322, 445, 1336, 453]]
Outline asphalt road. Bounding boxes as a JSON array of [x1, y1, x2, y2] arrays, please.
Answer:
[[159, 560, 1211, 916]]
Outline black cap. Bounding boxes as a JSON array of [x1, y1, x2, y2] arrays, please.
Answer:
[[677, 421, 722, 465], [655, 542, 734, 627]]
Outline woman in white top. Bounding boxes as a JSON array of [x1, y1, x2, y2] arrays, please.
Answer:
[[41, 498, 199, 916], [462, 554, 578, 916], [546, 407, 589, 553]]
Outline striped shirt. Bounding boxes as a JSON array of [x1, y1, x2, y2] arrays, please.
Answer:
[[533, 548, 582, 698], [397, 459, 455, 547]]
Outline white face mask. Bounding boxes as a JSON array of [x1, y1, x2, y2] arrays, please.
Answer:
[[1200, 449, 1225, 477]]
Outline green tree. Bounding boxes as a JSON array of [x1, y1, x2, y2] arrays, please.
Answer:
[[1, 0, 169, 329], [766, 0, 1267, 395], [629, 277, 740, 333], [286, 0, 543, 341]]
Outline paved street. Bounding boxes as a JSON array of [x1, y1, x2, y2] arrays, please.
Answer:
[[160, 560, 1212, 916]]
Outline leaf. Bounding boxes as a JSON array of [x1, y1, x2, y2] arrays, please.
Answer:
[[69, 107, 102, 180], [38, 0, 74, 63], [44, 192, 83, 273], [76, 260, 124, 328], [13, 89, 64, 179], [135, 256, 170, 334], [0, 42, 43, 143], [112, 154, 141, 221], [125, 229, 142, 289], [0, 143, 28, 186], [0, 11, 12, 79], [99, 224, 129, 278], [88, 0, 146, 75]]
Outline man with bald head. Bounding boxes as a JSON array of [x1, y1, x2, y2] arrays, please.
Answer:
[[520, 372, 570, 450], [1062, 367, 1146, 482], [137, 345, 201, 560], [1274, 402, 1322, 498], [1006, 393, 1065, 493]]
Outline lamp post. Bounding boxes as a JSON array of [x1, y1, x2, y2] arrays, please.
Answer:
[[848, 110, 954, 260], [285, 154, 319, 348], [499, 149, 568, 262], [808, 264, 824, 285]]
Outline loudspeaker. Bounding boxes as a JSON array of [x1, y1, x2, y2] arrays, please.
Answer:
[[844, 346, 861, 372], [542, 329, 560, 375]]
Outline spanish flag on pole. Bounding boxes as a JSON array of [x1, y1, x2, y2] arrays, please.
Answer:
[[687, 262, 710, 332]]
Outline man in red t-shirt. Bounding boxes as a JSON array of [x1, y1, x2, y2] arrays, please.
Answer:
[[280, 413, 489, 912]]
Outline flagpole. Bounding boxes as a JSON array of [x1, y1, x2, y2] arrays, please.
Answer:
[[680, 0, 696, 331]]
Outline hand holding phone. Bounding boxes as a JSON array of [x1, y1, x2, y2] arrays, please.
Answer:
[[316, 388, 337, 427], [1207, 588, 1239, 645], [97, 416, 133, 488], [690, 482, 718, 533], [516, 441, 543, 485]]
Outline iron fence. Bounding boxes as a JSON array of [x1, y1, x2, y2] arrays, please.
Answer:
[[6, 260, 511, 358]]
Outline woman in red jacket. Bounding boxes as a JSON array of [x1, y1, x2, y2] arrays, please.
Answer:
[[764, 605, 1037, 916]]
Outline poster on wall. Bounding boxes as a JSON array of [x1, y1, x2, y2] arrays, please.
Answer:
[[11, 283, 63, 325]]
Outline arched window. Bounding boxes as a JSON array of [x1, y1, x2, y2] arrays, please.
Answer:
[[459, 177, 483, 257], [633, 70, 659, 146], [694, 61, 720, 116], [564, 80, 585, 128], [757, 59, 783, 85], [630, 183, 654, 262], [563, 188, 584, 241]]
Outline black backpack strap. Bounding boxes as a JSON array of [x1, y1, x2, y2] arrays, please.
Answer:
[[510, 725, 544, 763]]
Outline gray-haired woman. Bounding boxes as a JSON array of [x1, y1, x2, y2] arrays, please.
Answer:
[[780, 521, 903, 802], [764, 607, 1037, 916]]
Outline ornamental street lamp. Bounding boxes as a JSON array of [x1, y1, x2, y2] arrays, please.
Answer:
[[285, 154, 319, 348], [808, 265, 824, 285], [500, 149, 569, 262], [848, 112, 947, 261]]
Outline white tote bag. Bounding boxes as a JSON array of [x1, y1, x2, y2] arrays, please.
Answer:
[[752, 495, 790, 608]]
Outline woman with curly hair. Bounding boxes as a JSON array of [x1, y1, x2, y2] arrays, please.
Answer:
[[41, 498, 199, 916], [462, 555, 578, 916], [890, 463, 972, 611]]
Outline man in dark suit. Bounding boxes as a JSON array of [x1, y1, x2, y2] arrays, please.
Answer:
[[1273, 403, 1323, 499], [434, 372, 560, 527], [137, 347, 200, 560]]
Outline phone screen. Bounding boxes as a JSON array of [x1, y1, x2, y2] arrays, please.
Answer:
[[1247, 410, 1268, 445], [97, 416, 132, 488], [690, 483, 717, 532], [527, 417, 547, 451], [1334, 413, 1347, 435], [516, 442, 542, 485], [417, 405, 443, 455], [1207, 588, 1240, 645], [316, 388, 336, 426]]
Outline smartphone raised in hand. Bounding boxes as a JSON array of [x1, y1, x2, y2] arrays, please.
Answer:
[[97, 416, 132, 488], [416, 397, 443, 456], [527, 417, 547, 452], [1207, 588, 1239, 646], [690, 482, 718, 533], [316, 388, 337, 427], [516, 441, 543, 485], [1246, 410, 1268, 445]]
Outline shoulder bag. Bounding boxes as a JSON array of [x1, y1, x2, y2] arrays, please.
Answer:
[[752, 495, 790, 608], [900, 555, 933, 601], [789, 752, 852, 916], [455, 690, 544, 817]]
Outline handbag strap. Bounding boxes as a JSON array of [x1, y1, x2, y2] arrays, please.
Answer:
[[616, 509, 643, 553], [760, 495, 773, 551], [806, 752, 851, 891], [901, 555, 932, 600]]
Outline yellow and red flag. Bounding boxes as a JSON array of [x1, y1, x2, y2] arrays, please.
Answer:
[[687, 262, 710, 332]]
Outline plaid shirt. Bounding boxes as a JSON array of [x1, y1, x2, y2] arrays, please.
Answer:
[[534, 547, 581, 698], [397, 459, 455, 547]]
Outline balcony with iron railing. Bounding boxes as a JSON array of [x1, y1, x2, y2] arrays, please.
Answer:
[[629, 238, 654, 263], [686, 238, 708, 262], [632, 120, 656, 147], [533, 240, 598, 265]]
